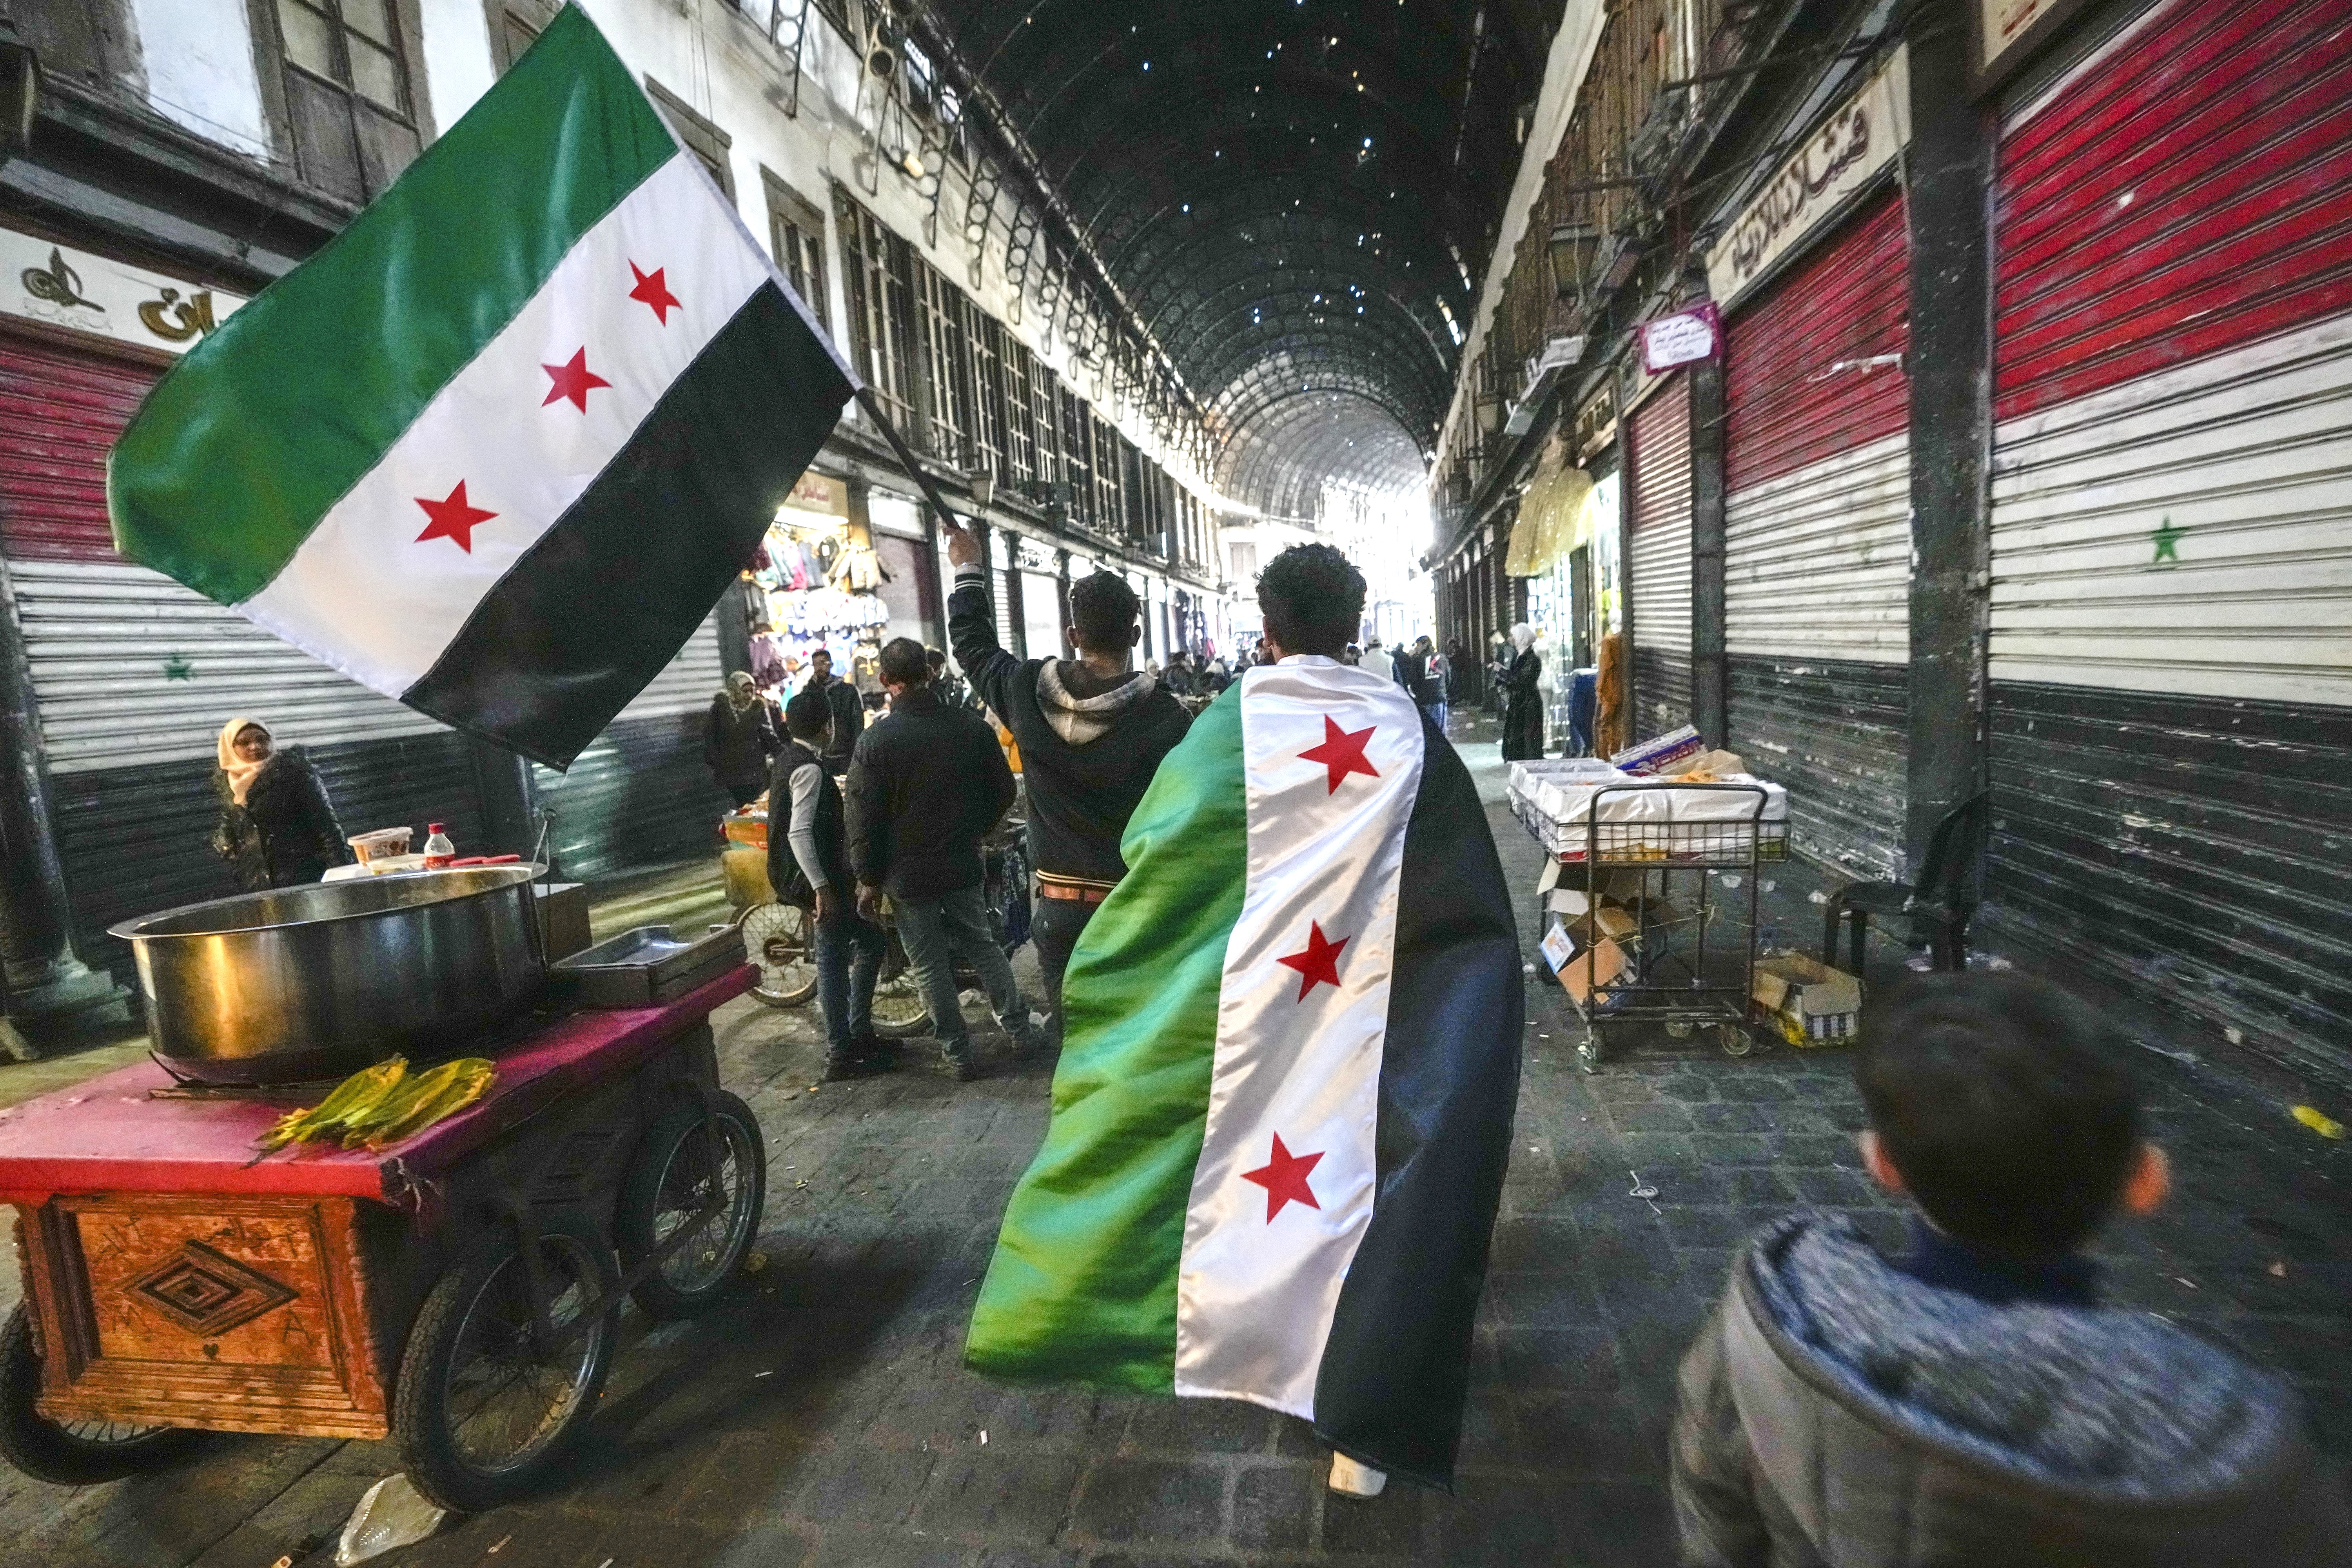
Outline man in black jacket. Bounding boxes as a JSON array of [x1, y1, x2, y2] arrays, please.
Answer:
[[947, 522, 1191, 1054], [803, 647, 864, 775], [848, 638, 1040, 1080]]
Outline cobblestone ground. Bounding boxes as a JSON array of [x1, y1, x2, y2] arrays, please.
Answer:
[[0, 716, 2343, 1566]]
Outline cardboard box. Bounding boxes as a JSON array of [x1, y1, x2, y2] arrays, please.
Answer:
[[1568, 905, 1640, 946], [1611, 724, 1704, 776], [1545, 886, 1596, 917], [1559, 935, 1628, 1004], [1752, 952, 1863, 1047]]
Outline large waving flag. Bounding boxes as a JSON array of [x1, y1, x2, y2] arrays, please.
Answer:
[[967, 656, 1523, 1488], [107, 5, 853, 768]]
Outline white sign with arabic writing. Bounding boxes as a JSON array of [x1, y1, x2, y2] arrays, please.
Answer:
[[1706, 45, 1911, 312], [1979, 0, 2063, 77], [1, 227, 248, 355]]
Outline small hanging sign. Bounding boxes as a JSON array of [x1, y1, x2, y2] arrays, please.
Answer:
[[1639, 303, 1721, 374]]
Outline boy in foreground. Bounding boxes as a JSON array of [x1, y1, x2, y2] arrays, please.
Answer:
[[1671, 972, 2349, 1566]]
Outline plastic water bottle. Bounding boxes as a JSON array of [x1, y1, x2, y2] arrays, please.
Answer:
[[422, 822, 455, 869]]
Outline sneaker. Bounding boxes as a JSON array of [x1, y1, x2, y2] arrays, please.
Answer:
[[822, 1049, 890, 1082], [943, 1042, 983, 1082], [850, 1031, 901, 1071]]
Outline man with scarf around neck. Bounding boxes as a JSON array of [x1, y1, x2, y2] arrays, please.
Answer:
[[945, 520, 1191, 1056]]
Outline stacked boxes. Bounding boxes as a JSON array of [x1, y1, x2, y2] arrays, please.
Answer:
[[1751, 953, 1864, 1047]]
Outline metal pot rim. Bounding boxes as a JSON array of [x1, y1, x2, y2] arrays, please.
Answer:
[[109, 864, 542, 942]]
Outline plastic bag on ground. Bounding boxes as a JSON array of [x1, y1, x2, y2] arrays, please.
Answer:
[[336, 1474, 446, 1565]]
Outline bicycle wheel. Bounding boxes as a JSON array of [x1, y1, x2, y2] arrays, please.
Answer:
[[613, 1093, 766, 1321], [869, 929, 934, 1039], [737, 902, 816, 1008], [393, 1210, 619, 1514], [0, 1307, 194, 1485]]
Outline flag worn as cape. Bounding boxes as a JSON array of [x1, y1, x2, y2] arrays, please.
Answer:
[[106, 5, 854, 768], [966, 655, 1523, 1489]]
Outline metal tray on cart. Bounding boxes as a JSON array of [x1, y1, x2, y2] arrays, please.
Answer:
[[552, 924, 742, 1007]]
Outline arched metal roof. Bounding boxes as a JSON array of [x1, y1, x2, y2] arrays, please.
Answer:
[[928, 0, 1561, 513]]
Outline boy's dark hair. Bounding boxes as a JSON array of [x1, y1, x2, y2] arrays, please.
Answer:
[[784, 688, 831, 740], [1258, 543, 1365, 657], [1069, 571, 1140, 653], [1857, 973, 2141, 1260], [878, 637, 930, 687], [924, 647, 946, 670]]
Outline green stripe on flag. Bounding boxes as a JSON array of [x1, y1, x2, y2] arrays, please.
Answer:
[[108, 5, 679, 605], [967, 690, 1247, 1392]]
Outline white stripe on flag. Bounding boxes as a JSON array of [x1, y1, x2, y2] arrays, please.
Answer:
[[1174, 656, 1426, 1416], [241, 154, 771, 698]]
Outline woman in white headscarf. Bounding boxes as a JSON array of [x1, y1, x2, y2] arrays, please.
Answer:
[[211, 717, 353, 891], [1500, 623, 1544, 760], [705, 671, 782, 807]]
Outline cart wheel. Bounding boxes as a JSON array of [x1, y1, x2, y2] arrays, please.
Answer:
[[869, 931, 934, 1039], [0, 1307, 195, 1485], [614, 1093, 767, 1320], [737, 902, 816, 1008], [394, 1210, 619, 1514], [1663, 1020, 1695, 1040], [1717, 1023, 1756, 1058]]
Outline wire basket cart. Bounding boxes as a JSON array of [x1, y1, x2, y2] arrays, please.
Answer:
[[1533, 781, 1788, 1070]]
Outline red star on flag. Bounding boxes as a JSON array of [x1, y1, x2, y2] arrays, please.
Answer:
[[628, 261, 679, 324], [1241, 1133, 1324, 1222], [541, 347, 612, 412], [414, 481, 496, 553], [1298, 715, 1379, 794], [1275, 921, 1348, 1001]]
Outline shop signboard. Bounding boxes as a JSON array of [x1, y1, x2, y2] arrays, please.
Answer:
[[1573, 384, 1617, 463], [780, 470, 849, 519], [1704, 46, 1911, 312], [1973, 0, 2099, 92], [1638, 304, 1721, 375], [2, 226, 248, 354]]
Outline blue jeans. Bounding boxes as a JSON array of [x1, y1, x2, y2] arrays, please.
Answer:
[[813, 908, 885, 1053], [1424, 701, 1448, 735], [893, 882, 1034, 1054]]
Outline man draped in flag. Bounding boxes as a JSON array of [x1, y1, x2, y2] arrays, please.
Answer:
[[967, 544, 1523, 1495], [107, 5, 853, 768]]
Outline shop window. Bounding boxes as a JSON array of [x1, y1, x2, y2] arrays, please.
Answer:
[[645, 78, 735, 199], [762, 169, 831, 340], [481, 0, 558, 72], [836, 189, 919, 438], [251, 0, 428, 203]]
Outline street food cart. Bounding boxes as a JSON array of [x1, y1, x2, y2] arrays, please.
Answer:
[[0, 870, 764, 1513]]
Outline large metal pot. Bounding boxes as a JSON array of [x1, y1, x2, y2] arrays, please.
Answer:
[[110, 867, 547, 1084]]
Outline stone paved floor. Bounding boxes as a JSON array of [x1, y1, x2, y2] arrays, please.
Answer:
[[0, 715, 2343, 1566]]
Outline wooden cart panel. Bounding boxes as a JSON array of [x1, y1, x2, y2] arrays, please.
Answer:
[[17, 1194, 388, 1440]]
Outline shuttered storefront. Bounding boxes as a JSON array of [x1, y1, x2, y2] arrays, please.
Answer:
[[1986, 0, 2352, 1082], [0, 332, 489, 977], [530, 613, 730, 884], [1723, 190, 1913, 880], [1624, 372, 1692, 740]]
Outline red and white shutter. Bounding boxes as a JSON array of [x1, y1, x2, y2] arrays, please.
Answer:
[[1721, 189, 1913, 881], [1986, 0, 2352, 1077], [1625, 372, 1693, 742]]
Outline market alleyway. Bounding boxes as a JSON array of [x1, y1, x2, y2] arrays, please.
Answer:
[[0, 715, 2342, 1568]]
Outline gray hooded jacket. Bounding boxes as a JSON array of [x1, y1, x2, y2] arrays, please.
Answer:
[[1672, 1212, 2350, 1568]]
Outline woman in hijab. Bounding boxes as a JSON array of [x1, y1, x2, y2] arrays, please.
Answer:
[[1501, 623, 1545, 761], [211, 718, 353, 891], [705, 671, 781, 807]]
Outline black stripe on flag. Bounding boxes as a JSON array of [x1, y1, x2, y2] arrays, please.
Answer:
[[1312, 711, 1524, 1490], [404, 280, 852, 768]]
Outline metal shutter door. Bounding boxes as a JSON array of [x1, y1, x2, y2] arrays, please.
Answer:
[[1986, 0, 2352, 1082], [1626, 372, 1692, 741], [1722, 190, 1912, 880]]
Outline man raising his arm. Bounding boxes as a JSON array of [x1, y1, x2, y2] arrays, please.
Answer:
[[945, 520, 1191, 1056]]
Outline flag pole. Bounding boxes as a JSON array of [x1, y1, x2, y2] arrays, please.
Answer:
[[849, 386, 980, 541]]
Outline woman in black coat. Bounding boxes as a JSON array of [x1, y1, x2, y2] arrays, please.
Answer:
[[1500, 623, 1545, 761], [212, 717, 354, 891], [705, 672, 781, 807]]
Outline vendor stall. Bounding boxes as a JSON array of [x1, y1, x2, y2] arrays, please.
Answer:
[[0, 871, 766, 1514]]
